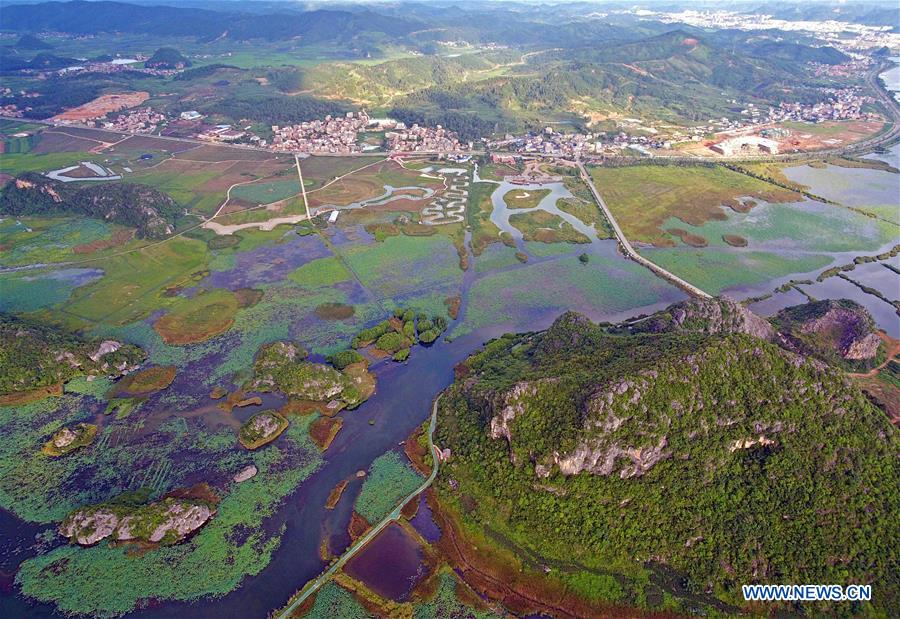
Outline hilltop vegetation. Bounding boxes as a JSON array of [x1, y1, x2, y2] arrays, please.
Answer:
[[435, 298, 898, 614], [0, 314, 145, 398], [0, 173, 181, 239], [145, 47, 190, 69]]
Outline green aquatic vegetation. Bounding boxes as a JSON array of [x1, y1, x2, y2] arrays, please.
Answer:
[[288, 256, 353, 288], [456, 255, 678, 338], [642, 248, 833, 296], [0, 217, 118, 267], [354, 451, 422, 523], [473, 243, 521, 273], [657, 200, 895, 252], [341, 234, 462, 298], [0, 268, 100, 314], [304, 581, 372, 619], [16, 418, 323, 617], [413, 571, 503, 619]]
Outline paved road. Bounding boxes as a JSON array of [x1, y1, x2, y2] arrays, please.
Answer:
[[275, 396, 443, 619], [576, 161, 712, 299]]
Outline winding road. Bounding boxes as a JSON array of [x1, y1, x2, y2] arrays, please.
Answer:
[[275, 395, 443, 619]]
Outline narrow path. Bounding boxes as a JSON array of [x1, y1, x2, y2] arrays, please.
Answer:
[[850, 331, 900, 378], [576, 161, 711, 299], [275, 396, 443, 618]]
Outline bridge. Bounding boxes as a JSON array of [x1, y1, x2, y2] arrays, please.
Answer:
[[274, 396, 444, 618]]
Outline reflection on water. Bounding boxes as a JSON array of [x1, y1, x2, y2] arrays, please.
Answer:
[[343, 523, 426, 601]]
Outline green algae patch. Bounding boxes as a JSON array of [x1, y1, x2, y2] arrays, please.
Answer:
[[288, 256, 352, 288], [16, 417, 324, 617], [239, 410, 289, 450], [42, 423, 98, 457], [109, 366, 176, 398], [154, 288, 240, 345]]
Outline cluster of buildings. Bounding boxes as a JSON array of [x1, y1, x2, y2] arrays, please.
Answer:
[[767, 88, 876, 123], [385, 123, 468, 153], [487, 127, 674, 158], [50, 57, 181, 79], [96, 107, 167, 133], [270, 111, 371, 153], [641, 8, 900, 51], [198, 124, 248, 143]]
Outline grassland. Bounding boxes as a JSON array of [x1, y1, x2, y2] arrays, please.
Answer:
[[0, 150, 97, 176], [508, 210, 591, 244], [555, 197, 613, 239], [588, 164, 800, 246], [467, 181, 502, 256], [502, 188, 551, 210], [231, 179, 301, 205]]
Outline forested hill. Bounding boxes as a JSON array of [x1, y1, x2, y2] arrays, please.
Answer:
[[0, 173, 181, 239], [0, 1, 421, 42], [435, 298, 898, 614]]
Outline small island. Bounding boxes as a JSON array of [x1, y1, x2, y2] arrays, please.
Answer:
[[238, 410, 289, 450], [41, 423, 98, 457], [60, 495, 215, 547]]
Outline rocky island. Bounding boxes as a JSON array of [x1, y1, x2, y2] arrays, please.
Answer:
[[238, 410, 289, 450], [41, 423, 98, 457], [60, 495, 215, 547]]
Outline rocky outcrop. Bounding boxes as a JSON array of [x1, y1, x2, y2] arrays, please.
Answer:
[[774, 299, 882, 369], [0, 314, 145, 398], [88, 340, 122, 362], [233, 465, 258, 483], [60, 508, 120, 546], [60, 498, 215, 547], [146, 502, 212, 544], [635, 297, 774, 340], [238, 410, 289, 449]]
